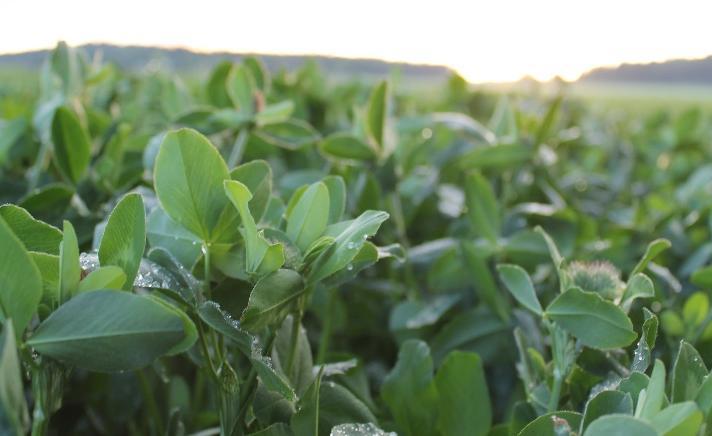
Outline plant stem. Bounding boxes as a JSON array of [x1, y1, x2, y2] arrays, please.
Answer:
[[316, 290, 335, 364], [136, 369, 164, 435], [203, 243, 212, 300], [547, 370, 563, 412], [228, 129, 249, 168], [197, 320, 220, 382], [237, 331, 276, 435], [285, 309, 303, 375]]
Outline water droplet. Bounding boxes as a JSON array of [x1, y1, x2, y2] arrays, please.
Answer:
[[347, 242, 356, 249], [346, 264, 354, 271]]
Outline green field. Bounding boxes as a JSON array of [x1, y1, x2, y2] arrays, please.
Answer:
[[3, 43, 712, 436]]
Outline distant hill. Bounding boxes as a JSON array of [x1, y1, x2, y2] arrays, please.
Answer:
[[0, 43, 454, 82], [579, 56, 712, 85]]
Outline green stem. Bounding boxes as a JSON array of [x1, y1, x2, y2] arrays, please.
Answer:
[[237, 331, 276, 435], [547, 370, 563, 413], [30, 359, 67, 436], [197, 320, 220, 382], [228, 129, 249, 168], [316, 290, 335, 364], [203, 243, 212, 300], [285, 309, 303, 375], [136, 369, 164, 435]]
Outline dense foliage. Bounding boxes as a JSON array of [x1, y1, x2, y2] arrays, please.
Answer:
[[2, 42, 712, 436]]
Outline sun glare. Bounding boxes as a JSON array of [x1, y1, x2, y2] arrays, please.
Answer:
[[3, 0, 712, 83]]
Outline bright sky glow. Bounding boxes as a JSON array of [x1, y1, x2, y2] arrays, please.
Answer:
[[3, 0, 711, 83]]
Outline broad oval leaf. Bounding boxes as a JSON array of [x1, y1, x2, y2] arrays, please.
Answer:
[[27, 290, 195, 372], [518, 411, 582, 436], [583, 414, 656, 436], [0, 321, 29, 434], [77, 266, 126, 293], [465, 171, 500, 244], [0, 204, 62, 255], [545, 287, 636, 350], [51, 106, 91, 184], [319, 133, 377, 161], [286, 182, 329, 252], [59, 220, 80, 302], [497, 264, 542, 315], [434, 351, 491, 436], [98, 193, 146, 290], [308, 210, 389, 283], [241, 269, 305, 333], [0, 217, 42, 337], [154, 128, 231, 242]]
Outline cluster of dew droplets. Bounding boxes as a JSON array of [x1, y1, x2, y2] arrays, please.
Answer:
[[344, 233, 372, 272], [330, 423, 396, 436], [551, 415, 572, 436], [631, 338, 650, 372], [588, 375, 622, 401], [79, 252, 101, 274], [134, 259, 181, 289]]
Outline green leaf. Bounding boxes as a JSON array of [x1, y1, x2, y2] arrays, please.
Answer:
[[255, 101, 294, 127], [489, 96, 518, 142], [272, 316, 314, 397], [632, 309, 658, 373], [0, 118, 26, 166], [649, 402, 703, 436], [322, 176, 346, 224], [227, 65, 256, 116], [462, 242, 510, 321], [51, 106, 91, 184], [581, 391, 634, 433], [198, 300, 252, 354], [98, 193, 146, 290], [671, 341, 708, 402], [535, 226, 565, 281], [59, 220, 80, 302], [231, 159, 273, 223], [249, 423, 293, 436], [0, 205, 62, 254], [434, 351, 491, 436], [286, 182, 330, 252], [0, 321, 29, 435], [206, 61, 234, 108], [632, 239, 671, 275], [27, 290, 195, 372], [146, 207, 202, 269], [319, 133, 377, 161], [366, 81, 389, 153], [30, 252, 60, 308], [0, 217, 42, 337], [682, 292, 708, 326], [241, 269, 305, 333], [518, 411, 582, 436], [459, 144, 532, 170], [637, 359, 666, 420], [545, 287, 636, 350], [18, 183, 74, 224], [154, 128, 231, 242], [224, 180, 284, 275], [381, 340, 438, 436], [584, 415, 656, 436], [254, 119, 321, 150], [621, 273, 655, 309], [308, 210, 389, 283], [77, 266, 126, 293], [497, 264, 542, 315], [465, 171, 500, 244]]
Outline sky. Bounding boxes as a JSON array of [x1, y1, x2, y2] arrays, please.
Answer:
[[3, 0, 712, 83]]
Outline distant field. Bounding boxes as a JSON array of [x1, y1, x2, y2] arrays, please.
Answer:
[[569, 82, 712, 108]]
